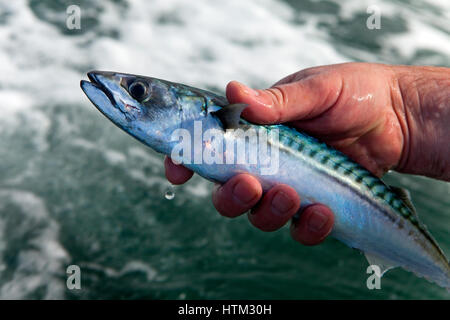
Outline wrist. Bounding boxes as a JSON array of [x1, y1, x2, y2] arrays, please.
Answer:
[[392, 65, 450, 181]]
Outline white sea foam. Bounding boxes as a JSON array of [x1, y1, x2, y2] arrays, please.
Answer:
[[70, 138, 127, 166], [103, 149, 127, 165], [0, 190, 69, 299], [1, 0, 447, 149], [0, 0, 347, 116], [337, 0, 450, 60], [128, 168, 167, 187], [184, 180, 211, 199], [127, 147, 162, 167]]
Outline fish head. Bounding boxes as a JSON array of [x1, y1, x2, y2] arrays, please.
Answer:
[[81, 71, 222, 153]]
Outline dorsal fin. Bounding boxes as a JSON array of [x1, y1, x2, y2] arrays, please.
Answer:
[[390, 185, 417, 217], [211, 103, 248, 129]]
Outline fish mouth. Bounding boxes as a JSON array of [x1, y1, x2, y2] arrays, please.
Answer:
[[81, 70, 139, 131], [81, 71, 117, 107]]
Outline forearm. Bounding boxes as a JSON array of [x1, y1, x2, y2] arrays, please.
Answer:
[[393, 65, 450, 181]]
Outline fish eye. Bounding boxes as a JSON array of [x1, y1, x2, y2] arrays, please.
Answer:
[[129, 81, 148, 101]]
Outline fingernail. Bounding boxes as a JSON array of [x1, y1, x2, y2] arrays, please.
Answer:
[[307, 209, 329, 232], [232, 180, 257, 205], [271, 191, 294, 215]]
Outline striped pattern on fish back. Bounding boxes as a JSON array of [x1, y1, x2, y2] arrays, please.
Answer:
[[255, 122, 424, 228], [264, 122, 450, 260]]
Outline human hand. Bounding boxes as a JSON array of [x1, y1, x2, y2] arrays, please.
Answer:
[[165, 62, 450, 245]]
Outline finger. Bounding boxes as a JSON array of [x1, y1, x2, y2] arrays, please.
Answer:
[[164, 156, 194, 185], [212, 174, 262, 218], [226, 71, 342, 124], [248, 184, 300, 232], [290, 204, 334, 245], [272, 65, 326, 86]]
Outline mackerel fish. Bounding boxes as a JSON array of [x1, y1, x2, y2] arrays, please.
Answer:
[[81, 71, 450, 290]]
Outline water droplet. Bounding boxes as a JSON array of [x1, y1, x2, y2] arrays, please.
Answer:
[[165, 188, 175, 200]]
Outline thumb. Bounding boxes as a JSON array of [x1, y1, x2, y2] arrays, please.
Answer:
[[225, 73, 342, 124]]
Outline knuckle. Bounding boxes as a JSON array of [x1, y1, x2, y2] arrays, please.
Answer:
[[265, 87, 287, 123]]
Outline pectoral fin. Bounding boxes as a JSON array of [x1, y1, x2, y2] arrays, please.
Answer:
[[212, 103, 248, 129]]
